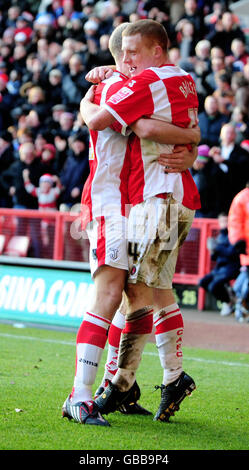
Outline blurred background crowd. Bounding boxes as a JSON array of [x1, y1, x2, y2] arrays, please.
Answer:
[[0, 0, 248, 216]]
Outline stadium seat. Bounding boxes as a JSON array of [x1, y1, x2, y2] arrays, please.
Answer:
[[4, 236, 30, 257], [0, 234, 6, 254]]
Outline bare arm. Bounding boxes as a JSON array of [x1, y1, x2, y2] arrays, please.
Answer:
[[157, 145, 198, 172], [85, 65, 116, 83], [80, 85, 200, 165], [80, 86, 115, 130], [131, 119, 200, 145]]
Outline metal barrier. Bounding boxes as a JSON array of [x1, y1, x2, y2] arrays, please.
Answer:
[[0, 208, 220, 310]]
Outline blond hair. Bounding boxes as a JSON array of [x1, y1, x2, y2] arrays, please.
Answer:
[[109, 22, 129, 60], [122, 19, 168, 53]]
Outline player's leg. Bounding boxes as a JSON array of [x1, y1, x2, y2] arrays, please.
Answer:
[[95, 197, 197, 419], [95, 295, 126, 395], [94, 200, 157, 413], [151, 199, 196, 421], [112, 281, 154, 392], [63, 217, 127, 425], [70, 213, 128, 403], [153, 288, 184, 386], [71, 265, 126, 404]]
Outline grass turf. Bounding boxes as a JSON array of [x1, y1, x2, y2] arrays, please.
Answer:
[[0, 322, 249, 451]]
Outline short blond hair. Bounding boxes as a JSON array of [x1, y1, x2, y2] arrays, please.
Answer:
[[109, 22, 129, 60], [122, 19, 168, 53]]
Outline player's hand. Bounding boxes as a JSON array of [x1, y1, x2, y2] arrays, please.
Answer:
[[191, 125, 201, 145], [85, 66, 114, 83], [158, 145, 197, 172], [82, 85, 96, 103]]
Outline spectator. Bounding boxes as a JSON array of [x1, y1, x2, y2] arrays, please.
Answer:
[[1, 26, 15, 47], [212, 69, 235, 116], [176, 0, 206, 42], [0, 141, 44, 209], [48, 104, 67, 134], [57, 111, 75, 139], [198, 95, 229, 147], [11, 43, 29, 76], [53, 131, 69, 173], [243, 63, 249, 83], [204, 54, 227, 93], [207, 10, 245, 56], [59, 129, 89, 210], [194, 38, 211, 73], [230, 106, 249, 144], [190, 144, 220, 218], [61, 52, 90, 111], [234, 72, 249, 123], [7, 69, 22, 96], [40, 143, 59, 176], [87, 33, 115, 68], [199, 212, 241, 316], [0, 142, 45, 256], [228, 182, 249, 322], [209, 123, 249, 214], [177, 19, 197, 60], [0, 72, 15, 130], [21, 55, 49, 90], [5, 6, 21, 29], [14, 14, 34, 42], [34, 130, 54, 155], [0, 130, 15, 207], [23, 170, 62, 257], [45, 41, 63, 72], [47, 68, 63, 106], [229, 38, 249, 72]]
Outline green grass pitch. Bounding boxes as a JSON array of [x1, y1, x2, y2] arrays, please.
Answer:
[[0, 322, 249, 451]]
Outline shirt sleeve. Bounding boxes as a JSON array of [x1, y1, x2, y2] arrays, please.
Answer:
[[104, 71, 155, 134]]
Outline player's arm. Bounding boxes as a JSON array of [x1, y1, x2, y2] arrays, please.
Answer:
[[85, 66, 115, 83], [157, 145, 198, 173], [131, 119, 200, 145], [80, 86, 115, 130]]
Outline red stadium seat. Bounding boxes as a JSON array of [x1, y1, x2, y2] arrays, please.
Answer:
[[0, 234, 6, 254], [4, 236, 30, 257]]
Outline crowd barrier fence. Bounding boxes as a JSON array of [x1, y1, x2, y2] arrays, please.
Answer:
[[0, 208, 221, 310]]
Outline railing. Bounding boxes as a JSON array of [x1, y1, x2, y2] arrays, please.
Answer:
[[0, 208, 220, 310]]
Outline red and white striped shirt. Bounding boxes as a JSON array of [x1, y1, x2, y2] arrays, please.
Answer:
[[104, 64, 201, 210], [81, 71, 131, 230]]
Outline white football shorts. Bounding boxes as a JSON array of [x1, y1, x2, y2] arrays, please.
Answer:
[[86, 215, 128, 277], [127, 195, 195, 289]]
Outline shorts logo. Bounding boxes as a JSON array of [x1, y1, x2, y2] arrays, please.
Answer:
[[108, 87, 134, 105], [110, 248, 119, 260], [131, 265, 136, 275], [92, 248, 98, 260]]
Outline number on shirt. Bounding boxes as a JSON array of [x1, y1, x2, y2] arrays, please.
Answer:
[[188, 108, 198, 128]]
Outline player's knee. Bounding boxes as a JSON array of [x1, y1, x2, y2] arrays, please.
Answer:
[[95, 282, 123, 313], [125, 282, 152, 309]]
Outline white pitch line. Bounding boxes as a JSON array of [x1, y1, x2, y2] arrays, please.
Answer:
[[1, 332, 249, 369]]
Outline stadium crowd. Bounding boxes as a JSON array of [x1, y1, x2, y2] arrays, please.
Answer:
[[0, 0, 248, 214]]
